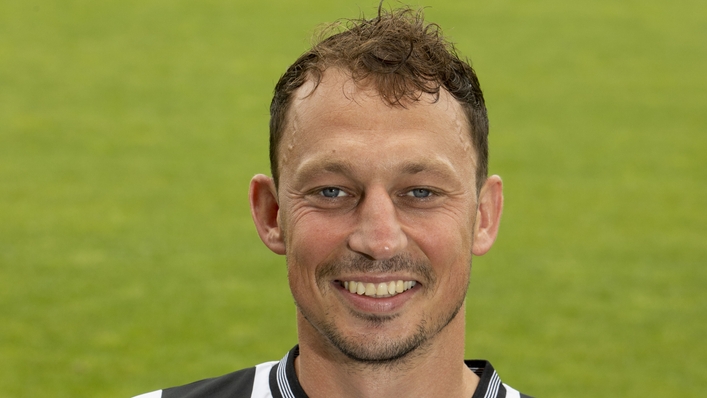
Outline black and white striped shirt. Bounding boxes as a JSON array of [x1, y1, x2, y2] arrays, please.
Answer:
[[134, 346, 532, 398]]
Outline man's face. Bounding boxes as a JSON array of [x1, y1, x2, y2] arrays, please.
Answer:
[[255, 69, 499, 363]]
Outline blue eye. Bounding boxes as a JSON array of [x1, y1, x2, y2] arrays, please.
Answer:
[[321, 187, 344, 198], [408, 188, 431, 198]]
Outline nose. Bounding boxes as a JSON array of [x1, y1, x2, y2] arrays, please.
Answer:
[[347, 186, 408, 260]]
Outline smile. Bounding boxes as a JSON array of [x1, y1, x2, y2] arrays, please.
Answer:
[[340, 280, 417, 298]]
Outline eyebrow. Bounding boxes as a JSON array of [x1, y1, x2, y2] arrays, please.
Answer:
[[399, 161, 459, 182], [292, 160, 355, 187], [401, 162, 427, 174], [293, 157, 460, 187]]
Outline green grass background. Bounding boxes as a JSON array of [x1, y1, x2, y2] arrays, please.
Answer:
[[1, 0, 705, 396]]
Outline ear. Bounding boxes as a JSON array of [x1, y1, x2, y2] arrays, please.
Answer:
[[249, 174, 286, 255], [472, 175, 504, 256]]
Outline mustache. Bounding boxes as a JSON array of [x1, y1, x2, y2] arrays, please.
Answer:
[[316, 253, 436, 288]]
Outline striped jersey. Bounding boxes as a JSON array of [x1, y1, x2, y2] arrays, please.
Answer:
[[134, 346, 532, 398]]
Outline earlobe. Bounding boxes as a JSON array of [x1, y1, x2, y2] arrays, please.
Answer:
[[472, 175, 504, 256], [249, 174, 286, 255]]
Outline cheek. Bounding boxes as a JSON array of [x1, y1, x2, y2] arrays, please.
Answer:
[[417, 230, 469, 269], [406, 211, 474, 278], [286, 212, 351, 283], [409, 203, 474, 246]]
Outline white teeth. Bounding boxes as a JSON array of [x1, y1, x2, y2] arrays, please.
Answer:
[[376, 283, 388, 296], [341, 279, 417, 298], [356, 282, 366, 295]]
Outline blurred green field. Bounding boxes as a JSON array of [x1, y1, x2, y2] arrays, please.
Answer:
[[1, 0, 705, 396]]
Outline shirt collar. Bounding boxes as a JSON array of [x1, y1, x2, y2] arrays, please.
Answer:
[[274, 345, 508, 398]]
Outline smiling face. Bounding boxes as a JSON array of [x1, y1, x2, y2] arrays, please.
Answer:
[[250, 68, 503, 364]]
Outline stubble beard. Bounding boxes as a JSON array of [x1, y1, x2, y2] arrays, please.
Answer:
[[294, 253, 469, 367]]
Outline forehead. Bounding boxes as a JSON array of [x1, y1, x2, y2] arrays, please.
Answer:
[[293, 69, 468, 132], [279, 68, 475, 174]]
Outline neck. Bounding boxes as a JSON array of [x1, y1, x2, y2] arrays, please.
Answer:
[[294, 307, 479, 398]]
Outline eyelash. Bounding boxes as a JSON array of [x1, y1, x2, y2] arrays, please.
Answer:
[[319, 187, 348, 198], [315, 187, 436, 200], [405, 188, 433, 198]]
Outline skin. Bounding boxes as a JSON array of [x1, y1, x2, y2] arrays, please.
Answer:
[[249, 68, 503, 398]]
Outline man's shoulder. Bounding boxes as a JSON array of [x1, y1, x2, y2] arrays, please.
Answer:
[[133, 361, 278, 398], [465, 359, 534, 398], [161, 366, 258, 398]]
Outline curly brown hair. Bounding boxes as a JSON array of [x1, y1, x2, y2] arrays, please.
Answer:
[[269, 5, 489, 192]]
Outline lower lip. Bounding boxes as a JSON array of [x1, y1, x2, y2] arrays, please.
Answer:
[[333, 281, 417, 313]]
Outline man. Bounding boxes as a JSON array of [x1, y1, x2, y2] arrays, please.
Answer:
[[135, 5, 532, 398]]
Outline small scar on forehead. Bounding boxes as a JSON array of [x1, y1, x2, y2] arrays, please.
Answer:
[[281, 118, 299, 164], [456, 119, 471, 152], [289, 117, 299, 145]]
